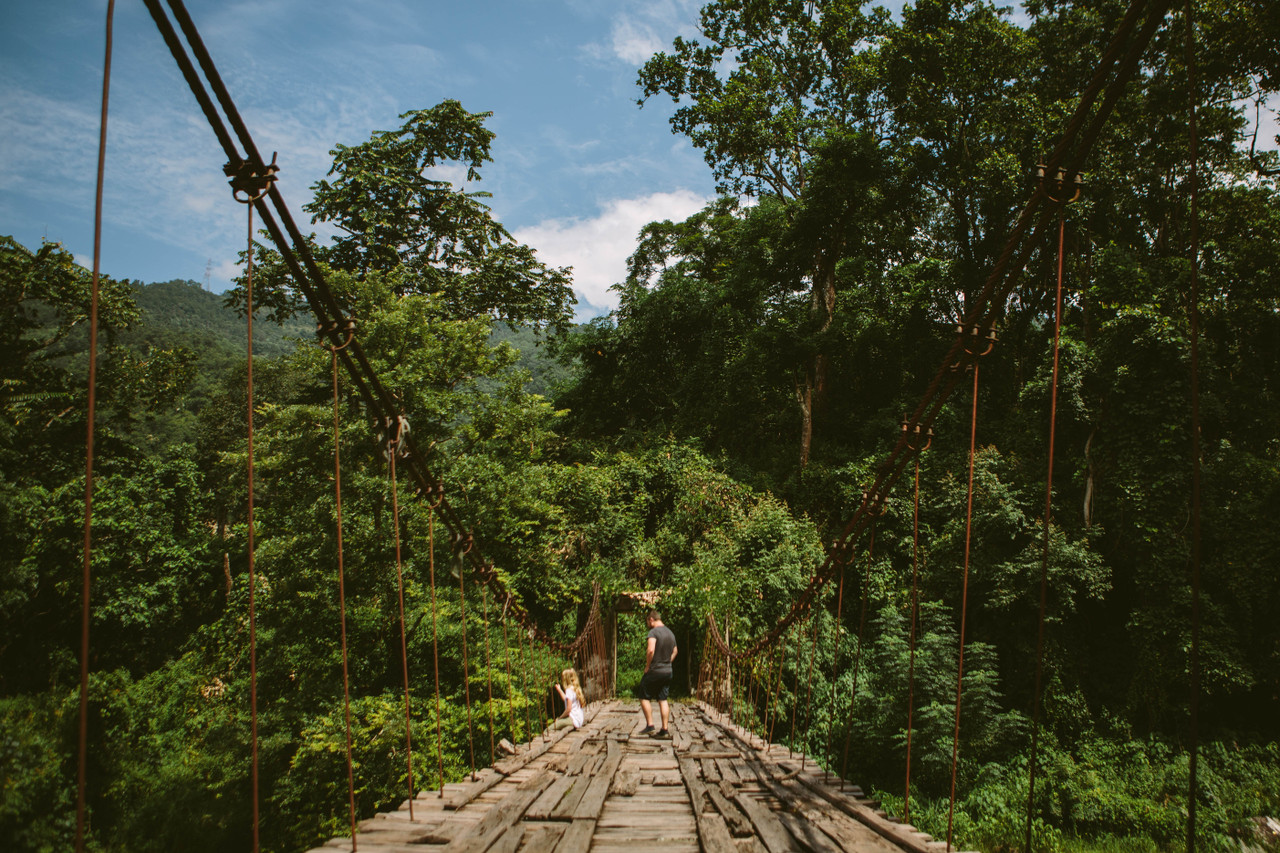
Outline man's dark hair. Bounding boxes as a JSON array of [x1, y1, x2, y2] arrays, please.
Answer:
[[646, 609, 661, 622]]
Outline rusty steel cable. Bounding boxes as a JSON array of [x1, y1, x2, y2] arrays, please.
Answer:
[[541, 645, 553, 740], [767, 636, 787, 745], [480, 585, 495, 766], [155, 0, 1166, 677], [696, 0, 1171, 664], [824, 564, 846, 783], [1026, 201, 1071, 853], [840, 518, 877, 788], [387, 443, 416, 820], [163, 0, 1151, 664], [453, 536, 478, 779], [518, 622, 533, 743], [243, 180, 265, 853], [801, 605, 822, 768], [500, 596, 517, 741], [905, 454, 923, 823], [145, 0, 605, 658], [78, 5, 113, 851], [789, 616, 805, 756], [947, 359, 985, 852], [327, 338, 360, 850], [1184, 0, 1203, 848], [426, 506, 445, 797]]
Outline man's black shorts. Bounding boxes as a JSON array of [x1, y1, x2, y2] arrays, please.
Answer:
[[639, 669, 672, 701]]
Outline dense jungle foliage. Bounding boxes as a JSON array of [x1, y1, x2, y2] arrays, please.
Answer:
[[3, 0, 1280, 851]]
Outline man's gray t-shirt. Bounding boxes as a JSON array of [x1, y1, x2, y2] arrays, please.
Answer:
[[648, 625, 677, 674]]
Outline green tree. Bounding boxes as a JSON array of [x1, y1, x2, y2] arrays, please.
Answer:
[[303, 100, 575, 333]]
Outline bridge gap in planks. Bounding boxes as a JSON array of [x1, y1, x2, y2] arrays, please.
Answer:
[[311, 700, 972, 853]]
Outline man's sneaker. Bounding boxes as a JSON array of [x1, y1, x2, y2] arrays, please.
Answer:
[[651, 729, 672, 739], [639, 725, 655, 735]]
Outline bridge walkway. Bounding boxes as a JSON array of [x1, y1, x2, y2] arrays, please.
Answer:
[[309, 700, 960, 853]]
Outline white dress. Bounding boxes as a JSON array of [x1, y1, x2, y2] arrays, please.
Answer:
[[565, 686, 584, 728]]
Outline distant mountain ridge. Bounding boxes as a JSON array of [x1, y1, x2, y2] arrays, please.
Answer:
[[125, 278, 311, 357], [125, 277, 575, 397]]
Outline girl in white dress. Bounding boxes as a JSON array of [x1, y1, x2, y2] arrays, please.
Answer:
[[552, 668, 585, 730]]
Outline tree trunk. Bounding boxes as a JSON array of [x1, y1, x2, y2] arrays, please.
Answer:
[[798, 256, 838, 468]]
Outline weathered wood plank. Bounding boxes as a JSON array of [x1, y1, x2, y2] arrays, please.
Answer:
[[775, 807, 845, 853], [733, 791, 801, 853], [526, 775, 576, 820], [706, 782, 755, 837], [675, 749, 741, 853], [441, 769, 554, 853], [445, 767, 505, 810], [485, 823, 523, 853], [518, 823, 566, 853], [718, 756, 742, 785], [572, 737, 624, 819], [549, 775, 591, 821], [552, 817, 596, 853]]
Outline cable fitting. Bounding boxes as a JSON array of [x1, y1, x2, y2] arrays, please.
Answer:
[[316, 317, 356, 352], [1035, 163, 1084, 204], [951, 323, 998, 371], [224, 152, 279, 203], [901, 418, 935, 452]]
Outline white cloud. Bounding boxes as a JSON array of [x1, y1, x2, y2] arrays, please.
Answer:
[[580, 0, 702, 65], [611, 18, 666, 65], [514, 188, 708, 315]]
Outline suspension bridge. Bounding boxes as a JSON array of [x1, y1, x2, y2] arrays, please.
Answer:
[[67, 0, 1212, 851]]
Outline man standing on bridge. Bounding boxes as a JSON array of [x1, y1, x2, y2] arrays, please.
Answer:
[[639, 609, 677, 739]]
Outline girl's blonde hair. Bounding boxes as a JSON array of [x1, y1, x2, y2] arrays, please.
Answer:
[[561, 668, 582, 695]]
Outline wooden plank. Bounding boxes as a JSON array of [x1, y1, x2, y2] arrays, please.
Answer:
[[565, 742, 600, 775], [441, 769, 554, 853], [717, 757, 742, 785], [445, 768, 505, 810], [674, 754, 709, 813], [611, 771, 639, 796], [685, 750, 741, 759], [573, 737, 625, 819], [486, 824, 524, 853], [805, 808, 911, 853], [675, 751, 739, 853], [526, 775, 576, 820], [775, 807, 845, 853], [696, 811, 744, 853], [549, 775, 592, 821], [350, 823, 450, 844], [733, 791, 801, 853], [552, 817, 596, 853], [706, 783, 754, 837], [518, 823, 566, 853]]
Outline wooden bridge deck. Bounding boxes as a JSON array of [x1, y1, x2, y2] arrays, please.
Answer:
[[310, 700, 959, 853]]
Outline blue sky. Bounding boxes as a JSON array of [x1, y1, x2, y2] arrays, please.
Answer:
[[0, 0, 717, 317]]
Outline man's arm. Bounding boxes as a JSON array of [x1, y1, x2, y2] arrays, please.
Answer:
[[670, 644, 678, 664], [645, 636, 656, 672]]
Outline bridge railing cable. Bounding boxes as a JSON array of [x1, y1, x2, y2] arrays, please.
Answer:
[[699, 0, 1172, 665], [142, 0, 599, 656]]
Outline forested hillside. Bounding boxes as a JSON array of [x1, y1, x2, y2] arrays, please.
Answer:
[[3, 1, 1280, 852]]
